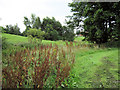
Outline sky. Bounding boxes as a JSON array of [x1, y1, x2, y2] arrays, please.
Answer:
[[0, 0, 73, 32]]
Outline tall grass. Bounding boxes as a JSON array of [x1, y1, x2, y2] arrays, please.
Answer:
[[2, 44, 75, 88]]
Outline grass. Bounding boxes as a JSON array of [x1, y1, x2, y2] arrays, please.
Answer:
[[73, 48, 118, 88], [2, 33, 66, 46], [2, 33, 119, 88], [2, 33, 29, 45], [1, 33, 88, 46]]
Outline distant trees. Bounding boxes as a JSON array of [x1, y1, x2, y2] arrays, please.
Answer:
[[27, 28, 45, 39], [41, 17, 63, 40], [2, 24, 21, 35], [68, 1, 120, 44], [62, 26, 75, 41], [0, 26, 5, 33], [1, 13, 75, 42], [23, 14, 41, 36], [27, 28, 45, 43], [23, 14, 75, 41]]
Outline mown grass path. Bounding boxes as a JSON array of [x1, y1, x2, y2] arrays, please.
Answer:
[[73, 48, 118, 88]]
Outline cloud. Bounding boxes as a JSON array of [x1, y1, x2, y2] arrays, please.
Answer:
[[0, 0, 72, 32]]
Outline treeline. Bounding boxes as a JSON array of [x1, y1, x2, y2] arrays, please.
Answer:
[[1, 14, 75, 41], [0, 24, 21, 35]]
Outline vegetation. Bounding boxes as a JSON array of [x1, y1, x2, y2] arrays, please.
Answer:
[[1, 0, 119, 89], [2, 33, 119, 88], [68, 1, 120, 44], [23, 14, 75, 41], [2, 44, 75, 88], [27, 28, 45, 44], [1, 24, 21, 35]]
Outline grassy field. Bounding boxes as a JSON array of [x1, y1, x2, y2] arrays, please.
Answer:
[[2, 33, 89, 46], [2, 33, 66, 45], [2, 33, 119, 88]]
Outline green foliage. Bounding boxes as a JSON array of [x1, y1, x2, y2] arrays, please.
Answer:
[[27, 28, 45, 45], [3, 24, 21, 35], [62, 26, 75, 41], [0, 26, 5, 33], [41, 17, 63, 40], [23, 16, 31, 31], [68, 2, 120, 44], [76, 30, 81, 35], [23, 14, 41, 35], [23, 15, 75, 41], [43, 24, 59, 41], [27, 28, 45, 39]]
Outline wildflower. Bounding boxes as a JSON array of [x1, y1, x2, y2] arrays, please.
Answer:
[[37, 85, 40, 88], [20, 82, 22, 86], [23, 66, 26, 70]]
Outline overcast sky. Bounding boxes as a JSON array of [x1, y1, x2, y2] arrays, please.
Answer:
[[0, 0, 73, 32]]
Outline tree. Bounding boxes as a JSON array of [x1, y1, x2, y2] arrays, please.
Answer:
[[13, 24, 21, 35], [33, 17, 41, 29], [27, 28, 45, 39], [27, 28, 45, 43], [62, 26, 75, 41], [76, 30, 81, 36], [23, 14, 41, 36], [68, 1, 120, 44], [23, 15, 75, 41], [24, 14, 41, 30], [23, 16, 31, 30], [44, 24, 59, 41], [4, 24, 21, 35], [0, 26, 5, 33], [41, 17, 63, 40]]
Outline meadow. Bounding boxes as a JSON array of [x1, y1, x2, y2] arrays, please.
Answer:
[[2, 33, 119, 88]]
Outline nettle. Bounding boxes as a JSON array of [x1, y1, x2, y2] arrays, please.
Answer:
[[2, 44, 75, 88]]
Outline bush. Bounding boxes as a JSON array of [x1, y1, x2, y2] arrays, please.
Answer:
[[27, 28, 45, 39], [27, 28, 45, 44]]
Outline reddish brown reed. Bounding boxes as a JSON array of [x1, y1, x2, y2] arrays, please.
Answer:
[[2, 44, 75, 88]]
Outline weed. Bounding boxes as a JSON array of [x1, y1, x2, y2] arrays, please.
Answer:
[[2, 44, 75, 88]]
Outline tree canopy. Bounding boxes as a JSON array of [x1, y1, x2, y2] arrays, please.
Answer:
[[23, 15, 75, 41], [41, 17, 63, 40], [2, 24, 21, 35], [24, 14, 41, 30], [68, 1, 120, 44]]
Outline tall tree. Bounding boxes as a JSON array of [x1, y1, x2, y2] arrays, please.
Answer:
[[62, 26, 75, 41], [24, 16, 31, 30], [33, 17, 41, 29], [41, 17, 63, 40], [68, 1, 120, 44], [44, 24, 59, 41], [23, 14, 41, 36]]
